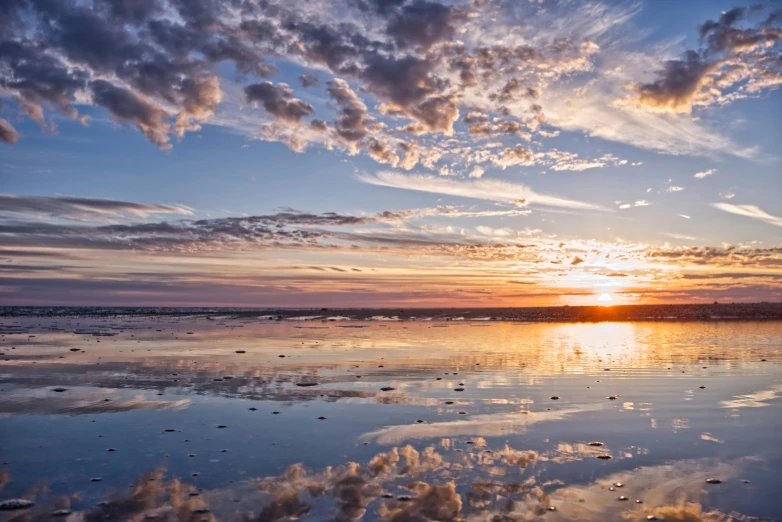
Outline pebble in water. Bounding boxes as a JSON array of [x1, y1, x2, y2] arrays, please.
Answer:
[[596, 455, 612, 460], [296, 383, 318, 387], [588, 442, 604, 446], [249, 407, 257, 411], [705, 478, 722, 484], [217, 425, 227, 429], [164, 429, 176, 432], [380, 387, 395, 391], [445, 401, 454, 405], [235, 350, 246, 354], [272, 412, 280, 415], [51, 509, 72, 516], [0, 499, 35, 511], [454, 388, 465, 392], [107, 448, 116, 452], [52, 388, 68, 392], [550, 396, 560, 400], [607, 396, 617, 400], [317, 416, 327, 420], [91, 478, 102, 482], [415, 420, 425, 423], [614, 483, 624, 488], [618, 496, 628, 501]]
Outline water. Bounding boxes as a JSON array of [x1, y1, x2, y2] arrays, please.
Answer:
[[1, 317, 781, 520]]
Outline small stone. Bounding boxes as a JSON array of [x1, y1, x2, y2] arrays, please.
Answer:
[[249, 407, 257, 411], [547, 506, 556, 511], [52, 387, 68, 392], [596, 455, 612, 460], [618, 496, 628, 501], [380, 387, 395, 391], [699, 386, 705, 389], [107, 448, 116, 452], [635, 500, 643, 504], [445, 401, 454, 405], [705, 478, 722, 484], [607, 396, 617, 400], [415, 419, 425, 423], [588, 442, 604, 446], [164, 429, 176, 432], [550, 396, 560, 400], [318, 416, 326, 420], [614, 483, 623, 488], [454, 388, 465, 392], [235, 350, 246, 354], [90, 477, 102, 482], [217, 425, 227, 429], [296, 382, 318, 387], [51, 509, 72, 516], [272, 411, 280, 415]]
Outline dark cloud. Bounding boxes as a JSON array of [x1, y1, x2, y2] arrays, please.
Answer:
[[0, 117, 19, 144], [244, 82, 315, 124], [634, 51, 715, 112], [632, 6, 782, 112], [90, 79, 172, 148], [326, 78, 375, 143], [298, 73, 320, 88], [386, 0, 461, 50]]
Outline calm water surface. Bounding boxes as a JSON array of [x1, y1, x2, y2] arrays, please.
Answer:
[[1, 318, 781, 521]]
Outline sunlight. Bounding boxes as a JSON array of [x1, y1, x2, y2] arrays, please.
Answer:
[[597, 292, 614, 306]]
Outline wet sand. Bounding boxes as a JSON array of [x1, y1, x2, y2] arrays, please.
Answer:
[[1, 316, 781, 520]]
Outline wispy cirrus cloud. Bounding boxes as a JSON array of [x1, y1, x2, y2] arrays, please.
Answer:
[[357, 171, 604, 210], [0, 194, 193, 221], [712, 203, 782, 227]]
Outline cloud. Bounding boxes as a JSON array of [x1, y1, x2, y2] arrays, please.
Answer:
[[358, 171, 604, 210], [667, 185, 685, 192], [628, 6, 782, 114], [244, 82, 315, 124], [360, 406, 600, 445], [0, 118, 19, 144], [712, 203, 782, 227], [0, 194, 193, 221], [694, 168, 716, 179]]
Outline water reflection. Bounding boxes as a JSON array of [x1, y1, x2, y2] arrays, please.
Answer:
[[1, 318, 781, 520]]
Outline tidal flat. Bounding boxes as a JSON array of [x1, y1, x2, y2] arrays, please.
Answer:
[[1, 315, 781, 521]]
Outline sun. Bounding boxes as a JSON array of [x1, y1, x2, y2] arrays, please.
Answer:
[[597, 292, 614, 306]]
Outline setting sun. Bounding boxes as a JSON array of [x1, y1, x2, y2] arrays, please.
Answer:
[[597, 292, 614, 305]]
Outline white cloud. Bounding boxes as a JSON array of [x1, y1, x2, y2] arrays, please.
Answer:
[[358, 171, 604, 210], [712, 203, 782, 227], [693, 168, 716, 179]]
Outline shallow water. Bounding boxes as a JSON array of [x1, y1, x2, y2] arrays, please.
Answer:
[[1, 318, 781, 521]]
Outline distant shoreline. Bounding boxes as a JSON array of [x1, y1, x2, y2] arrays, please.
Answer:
[[2, 302, 781, 321]]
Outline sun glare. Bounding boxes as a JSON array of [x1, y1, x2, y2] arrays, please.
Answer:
[[597, 292, 614, 306]]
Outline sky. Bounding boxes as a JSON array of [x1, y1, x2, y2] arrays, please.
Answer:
[[0, 0, 781, 307]]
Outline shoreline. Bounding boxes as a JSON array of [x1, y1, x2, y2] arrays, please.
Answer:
[[2, 302, 781, 321]]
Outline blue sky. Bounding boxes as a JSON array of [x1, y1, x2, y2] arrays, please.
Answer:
[[0, 0, 781, 306]]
